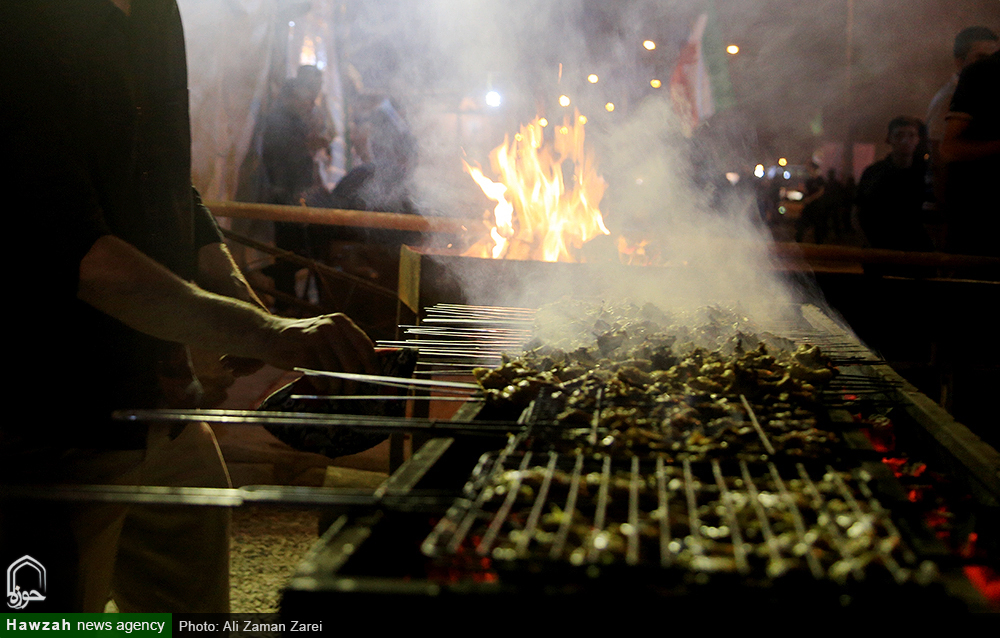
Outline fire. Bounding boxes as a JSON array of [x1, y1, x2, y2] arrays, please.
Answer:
[[618, 236, 652, 266], [463, 113, 610, 262]]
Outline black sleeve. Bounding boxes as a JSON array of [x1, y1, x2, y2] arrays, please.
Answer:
[[949, 61, 982, 117], [948, 53, 1000, 143], [1, 1, 112, 299], [192, 186, 225, 248]]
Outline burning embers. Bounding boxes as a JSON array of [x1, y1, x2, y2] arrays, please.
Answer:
[[463, 114, 610, 262], [424, 453, 933, 585], [424, 301, 933, 585]]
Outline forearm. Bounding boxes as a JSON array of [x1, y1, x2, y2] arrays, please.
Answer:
[[78, 235, 376, 375], [939, 137, 1000, 163], [940, 116, 1000, 163], [79, 236, 279, 362], [196, 242, 267, 310]]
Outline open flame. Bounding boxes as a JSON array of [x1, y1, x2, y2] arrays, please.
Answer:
[[463, 113, 610, 262], [617, 236, 653, 266]]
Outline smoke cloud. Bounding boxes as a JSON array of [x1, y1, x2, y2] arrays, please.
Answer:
[[179, 0, 998, 325], [348, 0, 799, 322]]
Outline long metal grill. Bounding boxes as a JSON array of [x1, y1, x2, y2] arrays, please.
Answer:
[[402, 303, 942, 586], [423, 451, 930, 584], [274, 302, 996, 614]]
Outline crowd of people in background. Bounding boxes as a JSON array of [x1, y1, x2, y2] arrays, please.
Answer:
[[254, 27, 1000, 293], [253, 65, 419, 305], [771, 26, 999, 276]]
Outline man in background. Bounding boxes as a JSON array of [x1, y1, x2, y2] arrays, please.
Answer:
[[940, 47, 1000, 270], [856, 116, 934, 276], [260, 66, 334, 306], [924, 26, 998, 246]]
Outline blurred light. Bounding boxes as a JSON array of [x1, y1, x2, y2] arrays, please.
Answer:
[[650, 79, 662, 88], [725, 172, 740, 185], [539, 118, 548, 127], [778, 206, 787, 215], [588, 74, 599, 84], [643, 40, 656, 50], [635, 178, 644, 185], [605, 102, 615, 112], [485, 91, 502, 107], [558, 95, 571, 107], [578, 115, 588, 125], [786, 190, 804, 201], [559, 126, 569, 135], [754, 164, 765, 178], [289, 21, 295, 27], [514, 133, 523, 142], [778, 157, 788, 166], [726, 44, 740, 55], [783, 170, 791, 179], [299, 37, 317, 67]]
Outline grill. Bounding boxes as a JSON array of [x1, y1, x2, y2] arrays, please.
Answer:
[[426, 453, 924, 582], [279, 301, 1000, 617]]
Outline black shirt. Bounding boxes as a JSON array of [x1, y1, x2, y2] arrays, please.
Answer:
[[947, 50, 1000, 257], [856, 155, 934, 254], [1, 1, 222, 450]]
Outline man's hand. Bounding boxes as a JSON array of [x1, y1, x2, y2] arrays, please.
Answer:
[[265, 313, 378, 394], [266, 313, 377, 375]]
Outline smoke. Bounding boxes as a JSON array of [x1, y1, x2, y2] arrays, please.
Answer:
[[179, 0, 996, 327], [345, 0, 800, 323]]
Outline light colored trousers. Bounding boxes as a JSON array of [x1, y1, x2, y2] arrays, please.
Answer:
[[3, 423, 231, 613]]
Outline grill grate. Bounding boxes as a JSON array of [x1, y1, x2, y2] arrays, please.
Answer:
[[423, 452, 935, 585], [278, 302, 996, 614], [415, 302, 939, 584]]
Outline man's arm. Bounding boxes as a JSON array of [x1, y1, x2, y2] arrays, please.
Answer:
[[941, 54, 1000, 164], [197, 242, 268, 310], [78, 235, 376, 375], [195, 241, 272, 376], [939, 116, 1000, 164]]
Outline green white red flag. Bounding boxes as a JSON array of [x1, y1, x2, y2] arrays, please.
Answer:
[[669, 10, 735, 135]]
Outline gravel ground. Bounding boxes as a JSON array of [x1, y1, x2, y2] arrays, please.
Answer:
[[230, 506, 321, 613]]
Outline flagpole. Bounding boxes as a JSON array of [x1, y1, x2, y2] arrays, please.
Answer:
[[844, 0, 855, 180]]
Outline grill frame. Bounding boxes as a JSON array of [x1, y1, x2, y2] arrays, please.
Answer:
[[280, 302, 999, 616]]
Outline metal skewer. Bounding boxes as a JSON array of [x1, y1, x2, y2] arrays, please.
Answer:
[[290, 395, 483, 402], [0, 484, 453, 509], [294, 368, 480, 390], [113, 409, 514, 437]]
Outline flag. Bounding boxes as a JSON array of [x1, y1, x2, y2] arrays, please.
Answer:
[[669, 8, 736, 135]]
